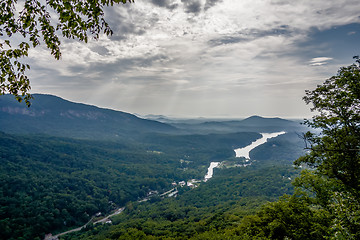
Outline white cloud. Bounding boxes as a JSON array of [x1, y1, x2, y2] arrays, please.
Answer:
[[309, 57, 334, 66], [27, 0, 360, 118]]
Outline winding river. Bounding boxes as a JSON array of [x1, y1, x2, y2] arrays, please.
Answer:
[[204, 162, 220, 182], [234, 131, 286, 159], [204, 131, 286, 181]]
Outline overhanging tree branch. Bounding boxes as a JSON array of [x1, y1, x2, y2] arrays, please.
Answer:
[[0, 0, 134, 105]]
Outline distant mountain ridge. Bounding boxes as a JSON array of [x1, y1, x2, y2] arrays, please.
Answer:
[[155, 115, 305, 134], [0, 94, 306, 139], [239, 115, 293, 125], [0, 94, 176, 139]]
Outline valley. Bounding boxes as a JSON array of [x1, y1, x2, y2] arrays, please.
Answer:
[[51, 130, 288, 238], [0, 94, 308, 240]]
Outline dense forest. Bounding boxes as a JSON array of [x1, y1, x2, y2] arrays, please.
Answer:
[[1, 129, 288, 240], [0, 132, 184, 239], [65, 164, 298, 240], [0, 123, 304, 239]]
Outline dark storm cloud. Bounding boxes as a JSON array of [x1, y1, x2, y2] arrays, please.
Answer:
[[181, 0, 202, 14], [208, 36, 248, 46], [103, 7, 148, 41], [209, 26, 292, 46], [269, 0, 290, 6], [149, 0, 178, 10], [204, 0, 223, 11], [90, 46, 110, 56], [110, 23, 147, 41]]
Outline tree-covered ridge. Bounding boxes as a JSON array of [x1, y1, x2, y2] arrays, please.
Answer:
[[0, 93, 307, 140], [0, 94, 176, 139], [160, 115, 303, 135], [249, 132, 306, 164]]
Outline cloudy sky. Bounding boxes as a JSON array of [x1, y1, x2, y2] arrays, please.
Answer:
[[27, 0, 360, 118]]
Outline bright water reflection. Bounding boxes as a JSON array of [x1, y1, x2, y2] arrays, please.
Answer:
[[204, 162, 220, 182], [234, 131, 286, 159]]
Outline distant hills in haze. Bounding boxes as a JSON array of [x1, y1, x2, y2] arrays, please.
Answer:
[[0, 94, 307, 139], [151, 115, 306, 134]]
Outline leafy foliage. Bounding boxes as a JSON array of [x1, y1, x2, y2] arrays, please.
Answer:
[[234, 191, 332, 240], [0, 0, 133, 105], [296, 56, 360, 193]]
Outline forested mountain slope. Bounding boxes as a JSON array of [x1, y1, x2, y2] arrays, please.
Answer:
[[0, 94, 176, 139], [0, 94, 309, 240], [0, 132, 187, 239]]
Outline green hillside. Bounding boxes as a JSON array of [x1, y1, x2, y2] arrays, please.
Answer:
[[65, 164, 298, 240], [0, 132, 185, 239], [0, 95, 313, 240], [1, 130, 275, 240], [0, 94, 176, 140]]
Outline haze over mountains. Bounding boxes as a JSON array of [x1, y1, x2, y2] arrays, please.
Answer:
[[0, 94, 307, 139], [161, 115, 303, 134]]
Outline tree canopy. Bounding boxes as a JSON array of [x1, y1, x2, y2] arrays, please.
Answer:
[[296, 56, 360, 194], [0, 0, 134, 105]]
